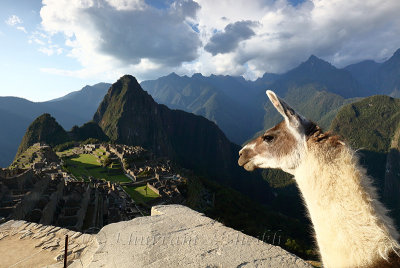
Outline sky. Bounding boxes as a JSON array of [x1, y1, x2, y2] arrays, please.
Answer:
[[1, 0, 400, 102]]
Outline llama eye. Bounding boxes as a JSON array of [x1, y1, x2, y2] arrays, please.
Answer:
[[263, 135, 274, 143]]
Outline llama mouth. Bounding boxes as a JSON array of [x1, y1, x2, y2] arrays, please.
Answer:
[[238, 157, 256, 171], [243, 162, 256, 171]]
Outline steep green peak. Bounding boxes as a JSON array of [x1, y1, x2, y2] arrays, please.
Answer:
[[15, 113, 69, 158], [330, 95, 400, 152], [93, 74, 159, 141], [106, 74, 154, 103], [36, 113, 53, 122], [27, 113, 63, 133]]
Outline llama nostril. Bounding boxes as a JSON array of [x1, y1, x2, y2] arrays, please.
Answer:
[[239, 151, 243, 156]]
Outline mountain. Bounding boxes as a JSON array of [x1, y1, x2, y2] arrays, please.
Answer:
[[94, 75, 273, 203], [69, 121, 109, 142], [331, 95, 400, 152], [141, 73, 264, 144], [253, 72, 282, 89], [16, 114, 108, 160], [378, 49, 400, 97], [16, 113, 70, 158], [0, 107, 33, 168], [257, 55, 367, 134], [0, 83, 110, 167], [49, 82, 110, 104], [260, 85, 358, 136], [269, 55, 362, 98], [344, 60, 381, 95], [345, 49, 400, 98], [330, 95, 400, 226]]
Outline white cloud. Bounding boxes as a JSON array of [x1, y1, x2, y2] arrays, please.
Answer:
[[39, 47, 55, 56], [39, 0, 201, 80], [5, 15, 28, 34], [16, 26, 27, 33], [193, 0, 400, 78], [38, 0, 400, 81], [38, 44, 64, 56], [5, 15, 23, 26]]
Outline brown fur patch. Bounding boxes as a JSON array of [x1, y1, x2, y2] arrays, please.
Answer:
[[367, 251, 400, 268], [305, 122, 343, 148], [266, 121, 297, 157]]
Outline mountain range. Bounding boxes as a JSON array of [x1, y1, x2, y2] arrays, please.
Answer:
[[142, 48, 400, 142], [19, 75, 273, 204], [2, 48, 400, 168]]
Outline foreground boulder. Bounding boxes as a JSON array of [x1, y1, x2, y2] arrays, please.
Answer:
[[0, 205, 311, 267]]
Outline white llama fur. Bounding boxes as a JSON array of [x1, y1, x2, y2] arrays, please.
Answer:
[[238, 90, 400, 268], [296, 141, 400, 267]]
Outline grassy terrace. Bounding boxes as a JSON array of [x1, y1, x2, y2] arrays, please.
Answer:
[[62, 151, 160, 204], [93, 148, 108, 161], [64, 153, 131, 183], [122, 185, 159, 204]]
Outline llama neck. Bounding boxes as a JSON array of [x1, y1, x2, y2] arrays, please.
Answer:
[[294, 144, 399, 268]]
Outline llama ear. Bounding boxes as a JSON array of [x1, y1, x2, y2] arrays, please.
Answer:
[[266, 90, 305, 131]]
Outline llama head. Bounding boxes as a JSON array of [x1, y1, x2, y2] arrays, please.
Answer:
[[238, 90, 314, 174]]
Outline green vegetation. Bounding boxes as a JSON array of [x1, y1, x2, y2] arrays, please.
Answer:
[[122, 185, 159, 204], [331, 95, 400, 152], [262, 168, 294, 188], [63, 153, 130, 183], [69, 121, 109, 142], [54, 141, 78, 152], [137, 169, 152, 177]]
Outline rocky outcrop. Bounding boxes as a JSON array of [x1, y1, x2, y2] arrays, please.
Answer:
[[0, 205, 311, 267]]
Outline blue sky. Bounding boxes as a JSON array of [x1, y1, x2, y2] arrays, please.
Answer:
[[0, 0, 102, 101], [1, 0, 400, 101]]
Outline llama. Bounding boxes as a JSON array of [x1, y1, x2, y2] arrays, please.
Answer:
[[238, 90, 400, 268]]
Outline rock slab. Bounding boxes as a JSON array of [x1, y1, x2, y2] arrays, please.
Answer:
[[0, 220, 94, 268], [73, 205, 311, 268]]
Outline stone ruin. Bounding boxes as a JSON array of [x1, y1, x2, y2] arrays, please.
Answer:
[[0, 168, 144, 233]]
